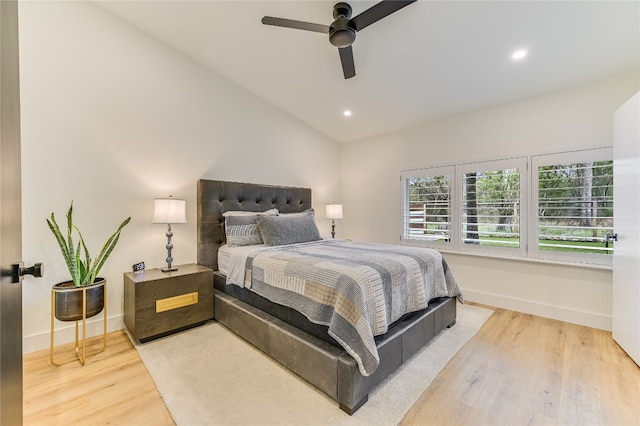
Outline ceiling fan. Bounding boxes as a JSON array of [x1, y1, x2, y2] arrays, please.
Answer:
[[262, 1, 417, 79]]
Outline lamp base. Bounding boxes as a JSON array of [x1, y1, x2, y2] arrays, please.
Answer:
[[162, 223, 178, 272]]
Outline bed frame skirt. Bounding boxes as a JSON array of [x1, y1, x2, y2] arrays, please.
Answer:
[[213, 273, 456, 414]]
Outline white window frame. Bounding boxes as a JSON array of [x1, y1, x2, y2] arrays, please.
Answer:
[[457, 157, 528, 259], [401, 166, 455, 250], [530, 147, 613, 267], [400, 147, 613, 268]]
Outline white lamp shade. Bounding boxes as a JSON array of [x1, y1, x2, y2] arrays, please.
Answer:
[[325, 204, 343, 220], [152, 198, 187, 224]]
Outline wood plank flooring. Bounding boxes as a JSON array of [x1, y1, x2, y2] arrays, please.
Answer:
[[23, 305, 640, 425], [401, 305, 640, 425], [23, 330, 174, 425]]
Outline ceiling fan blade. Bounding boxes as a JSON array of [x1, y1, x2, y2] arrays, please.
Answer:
[[338, 46, 356, 79], [261, 16, 330, 34], [351, 0, 417, 31]]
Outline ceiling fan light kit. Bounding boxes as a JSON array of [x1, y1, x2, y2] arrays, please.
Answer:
[[329, 3, 356, 48], [262, 1, 417, 79]]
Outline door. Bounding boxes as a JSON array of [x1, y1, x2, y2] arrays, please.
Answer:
[[612, 92, 640, 366], [1, 0, 23, 423]]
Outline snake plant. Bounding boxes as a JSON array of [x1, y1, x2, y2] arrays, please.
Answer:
[[47, 202, 131, 287]]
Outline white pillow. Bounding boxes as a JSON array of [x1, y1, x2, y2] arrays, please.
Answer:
[[222, 208, 278, 217], [277, 208, 314, 217]]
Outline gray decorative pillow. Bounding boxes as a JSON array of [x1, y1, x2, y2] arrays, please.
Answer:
[[224, 209, 279, 247], [256, 211, 322, 246], [225, 215, 264, 247]]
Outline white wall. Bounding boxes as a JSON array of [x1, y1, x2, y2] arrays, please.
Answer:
[[19, 1, 340, 353], [339, 71, 640, 330]]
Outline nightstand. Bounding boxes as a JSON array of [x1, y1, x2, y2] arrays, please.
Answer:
[[124, 263, 213, 343]]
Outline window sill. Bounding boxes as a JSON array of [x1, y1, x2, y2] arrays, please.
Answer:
[[401, 241, 613, 270]]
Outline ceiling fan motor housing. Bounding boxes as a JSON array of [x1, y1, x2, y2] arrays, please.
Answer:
[[329, 3, 356, 48], [333, 2, 352, 19]]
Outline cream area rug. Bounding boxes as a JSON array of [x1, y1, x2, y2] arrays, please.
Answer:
[[136, 303, 493, 426]]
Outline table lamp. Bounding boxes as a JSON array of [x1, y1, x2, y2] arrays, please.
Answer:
[[325, 203, 343, 238], [152, 196, 186, 272]]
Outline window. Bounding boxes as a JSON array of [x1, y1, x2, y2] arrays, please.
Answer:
[[401, 166, 453, 248], [401, 148, 613, 267], [532, 148, 613, 265], [458, 158, 527, 257]]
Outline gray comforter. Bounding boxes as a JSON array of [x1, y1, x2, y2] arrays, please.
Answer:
[[244, 239, 462, 376]]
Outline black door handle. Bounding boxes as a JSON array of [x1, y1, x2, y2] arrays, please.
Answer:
[[11, 262, 44, 283], [21, 262, 44, 278], [605, 233, 618, 248]]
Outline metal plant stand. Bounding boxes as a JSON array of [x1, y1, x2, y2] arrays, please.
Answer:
[[50, 283, 107, 366]]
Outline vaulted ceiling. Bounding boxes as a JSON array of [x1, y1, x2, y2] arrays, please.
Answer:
[[96, 1, 639, 142]]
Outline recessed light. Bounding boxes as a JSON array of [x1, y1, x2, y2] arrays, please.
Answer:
[[511, 49, 527, 60], [343, 110, 352, 117]]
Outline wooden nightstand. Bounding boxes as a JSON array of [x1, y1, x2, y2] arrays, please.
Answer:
[[124, 263, 213, 343]]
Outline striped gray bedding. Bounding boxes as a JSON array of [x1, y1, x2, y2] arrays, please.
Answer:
[[244, 239, 462, 376]]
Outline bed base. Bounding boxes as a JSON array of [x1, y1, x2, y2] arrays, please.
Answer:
[[214, 288, 456, 414]]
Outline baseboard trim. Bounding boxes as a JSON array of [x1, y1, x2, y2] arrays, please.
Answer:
[[463, 289, 612, 331], [23, 314, 124, 355], [24, 292, 611, 352]]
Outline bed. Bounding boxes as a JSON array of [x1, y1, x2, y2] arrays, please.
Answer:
[[197, 179, 461, 414]]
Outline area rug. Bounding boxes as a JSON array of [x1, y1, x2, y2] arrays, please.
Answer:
[[136, 303, 493, 426]]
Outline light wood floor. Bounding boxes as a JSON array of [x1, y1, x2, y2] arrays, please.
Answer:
[[23, 305, 639, 425], [401, 305, 640, 426], [23, 331, 174, 425]]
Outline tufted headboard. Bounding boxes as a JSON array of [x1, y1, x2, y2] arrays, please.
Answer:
[[197, 179, 312, 271]]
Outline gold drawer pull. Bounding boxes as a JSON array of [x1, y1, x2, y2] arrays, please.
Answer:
[[156, 292, 199, 313]]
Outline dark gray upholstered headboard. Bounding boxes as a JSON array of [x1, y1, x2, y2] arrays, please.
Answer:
[[197, 179, 312, 271]]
